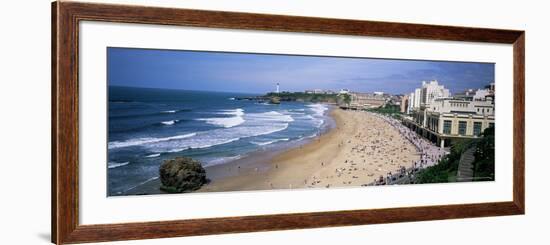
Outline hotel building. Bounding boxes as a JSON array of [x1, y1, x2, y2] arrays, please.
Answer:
[[305, 89, 336, 94], [400, 95, 409, 113], [343, 92, 387, 110], [403, 80, 495, 148], [408, 88, 422, 114]]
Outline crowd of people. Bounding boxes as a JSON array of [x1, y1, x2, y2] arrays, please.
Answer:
[[372, 113, 448, 185], [298, 110, 422, 189]]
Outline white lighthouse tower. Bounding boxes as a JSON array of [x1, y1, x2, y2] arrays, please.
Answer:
[[276, 82, 280, 93]]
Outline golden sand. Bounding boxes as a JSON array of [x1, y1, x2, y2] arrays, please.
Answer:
[[200, 108, 420, 192]]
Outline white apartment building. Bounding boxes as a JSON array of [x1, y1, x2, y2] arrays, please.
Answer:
[[338, 89, 350, 94], [473, 88, 491, 101], [403, 80, 494, 148], [408, 80, 444, 113], [420, 80, 451, 106], [404, 98, 494, 148]]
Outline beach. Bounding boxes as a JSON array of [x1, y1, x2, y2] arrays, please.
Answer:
[[199, 108, 421, 192], [107, 87, 333, 195], [105, 49, 490, 197]]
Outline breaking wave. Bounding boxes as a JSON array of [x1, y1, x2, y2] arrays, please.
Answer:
[[161, 120, 179, 125], [251, 138, 290, 146], [197, 108, 245, 128], [108, 133, 197, 149], [307, 103, 328, 117], [108, 161, 130, 169]]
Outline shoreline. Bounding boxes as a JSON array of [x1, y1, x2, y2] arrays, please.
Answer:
[[124, 105, 336, 195], [125, 108, 421, 195], [199, 108, 420, 192], [198, 108, 342, 192]]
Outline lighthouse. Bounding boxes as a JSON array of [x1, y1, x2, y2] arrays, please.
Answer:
[[276, 83, 280, 93]]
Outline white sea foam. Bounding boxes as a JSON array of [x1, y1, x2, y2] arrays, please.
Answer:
[[108, 161, 129, 169], [307, 103, 329, 117], [248, 111, 294, 122], [247, 123, 289, 136], [145, 153, 161, 158], [119, 108, 293, 154], [316, 119, 325, 127], [111, 120, 289, 153], [161, 120, 178, 125], [161, 110, 176, 113], [303, 104, 328, 128], [197, 117, 245, 128], [300, 133, 319, 140], [303, 115, 324, 127], [220, 108, 244, 116], [124, 176, 159, 192], [146, 123, 289, 153], [251, 138, 290, 146], [204, 155, 243, 167], [163, 137, 242, 153], [108, 133, 197, 149], [197, 108, 245, 128], [286, 111, 305, 115]]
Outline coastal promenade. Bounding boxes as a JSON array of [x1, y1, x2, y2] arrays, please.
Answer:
[[373, 113, 448, 185], [379, 114, 447, 168]]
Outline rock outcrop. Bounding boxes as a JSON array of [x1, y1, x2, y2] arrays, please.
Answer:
[[159, 157, 207, 193]]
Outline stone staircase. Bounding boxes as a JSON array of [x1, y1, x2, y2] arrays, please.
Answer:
[[457, 147, 476, 182]]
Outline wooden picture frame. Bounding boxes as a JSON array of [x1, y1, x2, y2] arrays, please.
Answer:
[[52, 1, 525, 244]]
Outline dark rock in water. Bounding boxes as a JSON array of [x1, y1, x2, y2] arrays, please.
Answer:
[[159, 157, 207, 193]]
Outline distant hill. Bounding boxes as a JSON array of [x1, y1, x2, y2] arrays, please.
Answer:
[[235, 92, 345, 104]]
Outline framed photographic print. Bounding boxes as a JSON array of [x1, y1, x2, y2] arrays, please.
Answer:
[[52, 1, 525, 244]]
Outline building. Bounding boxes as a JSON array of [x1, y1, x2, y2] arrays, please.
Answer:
[[338, 88, 350, 94], [407, 88, 420, 113], [407, 92, 414, 113], [305, 89, 336, 94], [408, 88, 422, 113], [473, 88, 491, 101], [407, 80, 449, 113], [487, 82, 495, 92], [344, 92, 387, 110], [403, 81, 494, 148], [386, 95, 402, 108], [454, 88, 476, 101], [400, 95, 409, 113], [454, 87, 492, 101], [420, 80, 451, 105], [403, 98, 494, 148]]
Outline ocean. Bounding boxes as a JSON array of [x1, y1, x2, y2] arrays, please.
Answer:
[[108, 86, 333, 196]]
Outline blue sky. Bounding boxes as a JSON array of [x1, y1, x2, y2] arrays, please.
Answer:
[[108, 47, 494, 95]]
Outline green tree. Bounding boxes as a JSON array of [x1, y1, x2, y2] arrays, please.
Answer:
[[338, 94, 351, 106], [472, 127, 495, 180], [415, 139, 473, 184], [415, 127, 495, 184]]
